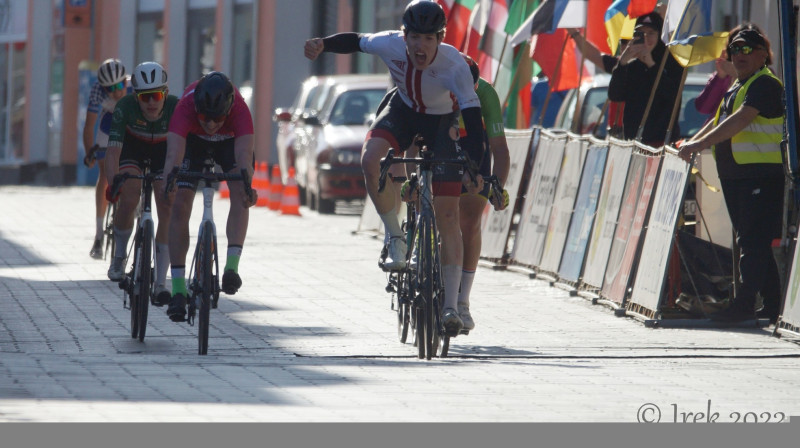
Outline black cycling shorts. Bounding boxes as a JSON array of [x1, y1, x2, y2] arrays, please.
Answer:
[[177, 134, 250, 190], [118, 134, 167, 174], [367, 93, 462, 197]]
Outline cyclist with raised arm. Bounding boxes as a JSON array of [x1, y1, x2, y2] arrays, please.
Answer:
[[162, 71, 257, 323], [84, 58, 132, 259], [304, 0, 484, 335], [104, 62, 178, 307]]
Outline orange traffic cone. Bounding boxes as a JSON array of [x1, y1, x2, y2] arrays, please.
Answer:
[[255, 162, 270, 207], [267, 165, 283, 211], [280, 167, 302, 216]]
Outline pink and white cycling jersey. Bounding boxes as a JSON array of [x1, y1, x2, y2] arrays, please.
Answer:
[[360, 31, 480, 115], [169, 80, 254, 141]]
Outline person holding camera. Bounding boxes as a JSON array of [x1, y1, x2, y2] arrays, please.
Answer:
[[607, 11, 684, 146]]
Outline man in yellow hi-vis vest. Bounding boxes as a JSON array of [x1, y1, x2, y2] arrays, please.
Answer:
[[679, 27, 785, 324]]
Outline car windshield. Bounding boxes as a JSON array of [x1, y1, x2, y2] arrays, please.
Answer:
[[327, 89, 388, 126], [566, 83, 712, 139]]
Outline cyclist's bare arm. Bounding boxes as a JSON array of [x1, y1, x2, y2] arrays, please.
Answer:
[[105, 144, 122, 186], [233, 134, 257, 208], [163, 132, 187, 200], [83, 111, 99, 167]]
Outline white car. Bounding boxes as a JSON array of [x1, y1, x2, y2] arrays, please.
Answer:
[[292, 74, 391, 214]]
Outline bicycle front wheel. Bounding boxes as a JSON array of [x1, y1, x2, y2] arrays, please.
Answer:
[[198, 221, 215, 355], [416, 214, 438, 360], [104, 203, 116, 261], [136, 220, 154, 342]]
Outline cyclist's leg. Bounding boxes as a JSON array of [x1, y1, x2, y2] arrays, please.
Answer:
[[107, 160, 142, 280], [151, 144, 172, 304], [457, 148, 490, 329], [363, 95, 414, 268], [91, 148, 109, 258], [429, 113, 464, 332], [216, 139, 250, 294]]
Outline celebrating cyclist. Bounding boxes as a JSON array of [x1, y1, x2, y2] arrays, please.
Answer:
[[83, 58, 131, 259], [304, 0, 484, 335], [162, 71, 257, 323], [104, 62, 178, 307]]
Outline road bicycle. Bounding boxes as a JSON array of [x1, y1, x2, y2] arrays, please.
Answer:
[[378, 138, 484, 359], [166, 158, 254, 355], [110, 160, 160, 342]]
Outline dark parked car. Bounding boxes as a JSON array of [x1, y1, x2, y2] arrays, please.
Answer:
[[293, 74, 390, 214]]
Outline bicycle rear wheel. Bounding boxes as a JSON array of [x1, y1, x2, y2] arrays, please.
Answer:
[[396, 271, 411, 343], [135, 220, 154, 342], [197, 222, 215, 355]]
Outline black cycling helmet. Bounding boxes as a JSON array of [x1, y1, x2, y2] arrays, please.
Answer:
[[194, 71, 234, 118], [462, 54, 480, 85], [402, 0, 446, 35]]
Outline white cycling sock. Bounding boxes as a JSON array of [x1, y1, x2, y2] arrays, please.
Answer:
[[379, 210, 404, 238], [113, 227, 132, 258], [156, 243, 170, 287], [458, 269, 476, 307], [95, 217, 103, 239], [442, 264, 462, 311]]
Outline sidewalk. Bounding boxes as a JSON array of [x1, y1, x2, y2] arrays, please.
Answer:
[[1, 185, 799, 422]]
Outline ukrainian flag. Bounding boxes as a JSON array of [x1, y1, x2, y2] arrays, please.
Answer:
[[664, 0, 729, 67], [604, 0, 636, 55]]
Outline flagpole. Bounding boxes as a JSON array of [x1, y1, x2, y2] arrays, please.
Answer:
[[635, 49, 670, 142], [493, 36, 508, 87], [537, 36, 569, 127], [569, 26, 588, 132], [663, 67, 688, 145]]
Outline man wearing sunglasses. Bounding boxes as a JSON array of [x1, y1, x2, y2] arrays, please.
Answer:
[[679, 27, 785, 324], [84, 58, 132, 260], [162, 71, 257, 323], [104, 62, 178, 307]]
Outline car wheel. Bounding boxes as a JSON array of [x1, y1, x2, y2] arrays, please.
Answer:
[[318, 197, 335, 214], [298, 185, 307, 206]]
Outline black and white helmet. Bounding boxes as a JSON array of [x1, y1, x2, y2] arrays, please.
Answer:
[[131, 61, 168, 91], [97, 58, 127, 87]]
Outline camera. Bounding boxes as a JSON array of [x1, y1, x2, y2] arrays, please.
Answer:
[[633, 31, 645, 44]]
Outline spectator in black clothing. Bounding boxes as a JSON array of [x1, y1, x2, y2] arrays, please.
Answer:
[[607, 12, 684, 146]]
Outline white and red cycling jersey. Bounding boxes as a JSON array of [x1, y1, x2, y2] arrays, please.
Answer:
[[360, 31, 480, 115], [168, 80, 254, 141]]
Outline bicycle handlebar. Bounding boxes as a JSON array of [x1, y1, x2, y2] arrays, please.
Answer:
[[110, 171, 163, 200], [164, 167, 254, 201], [377, 135, 483, 194]]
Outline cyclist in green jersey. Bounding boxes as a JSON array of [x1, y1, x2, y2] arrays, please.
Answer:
[[455, 56, 510, 330], [105, 62, 178, 307]]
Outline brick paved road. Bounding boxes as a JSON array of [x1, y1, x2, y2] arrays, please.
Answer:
[[1, 186, 799, 422]]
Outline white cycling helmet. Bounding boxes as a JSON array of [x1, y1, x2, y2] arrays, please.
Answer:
[[97, 58, 127, 87], [131, 61, 168, 91]]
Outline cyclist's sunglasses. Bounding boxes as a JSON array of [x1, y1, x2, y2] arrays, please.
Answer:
[[103, 81, 126, 93], [728, 44, 760, 56], [136, 89, 166, 103], [197, 112, 228, 124]]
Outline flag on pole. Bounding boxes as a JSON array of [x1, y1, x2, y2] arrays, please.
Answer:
[[463, 0, 490, 59], [604, 0, 636, 55], [586, 0, 613, 55], [627, 0, 657, 17], [478, 0, 509, 82], [501, 0, 541, 128], [662, 0, 729, 67], [508, 0, 587, 47], [531, 29, 581, 92], [440, 0, 479, 51]]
